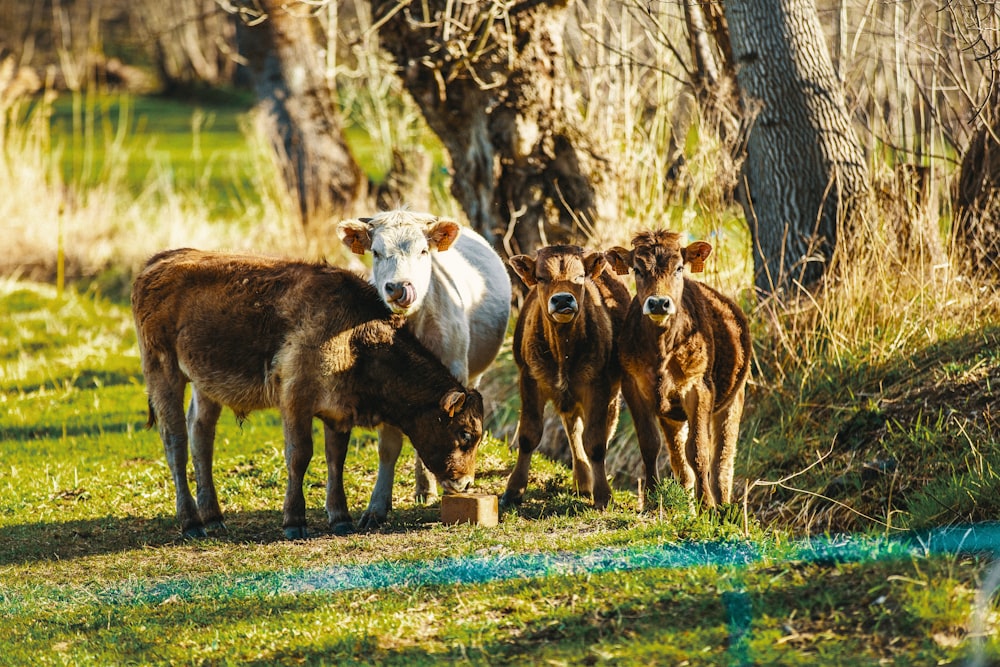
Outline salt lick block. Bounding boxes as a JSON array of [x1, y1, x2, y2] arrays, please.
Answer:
[[440, 493, 499, 528]]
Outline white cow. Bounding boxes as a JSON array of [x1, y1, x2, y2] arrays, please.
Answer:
[[338, 209, 511, 529]]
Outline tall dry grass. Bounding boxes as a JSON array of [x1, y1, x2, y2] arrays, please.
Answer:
[[0, 63, 320, 294]]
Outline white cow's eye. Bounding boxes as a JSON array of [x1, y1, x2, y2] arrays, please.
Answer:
[[421, 248, 430, 256], [373, 250, 382, 259]]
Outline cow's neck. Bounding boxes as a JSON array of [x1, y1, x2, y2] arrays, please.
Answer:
[[640, 307, 691, 352], [540, 311, 587, 364], [357, 331, 460, 430]]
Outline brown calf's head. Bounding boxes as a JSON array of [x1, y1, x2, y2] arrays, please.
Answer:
[[409, 388, 485, 494], [607, 231, 712, 327], [509, 245, 608, 324]]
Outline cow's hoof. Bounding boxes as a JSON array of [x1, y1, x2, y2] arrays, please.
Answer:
[[284, 526, 309, 540], [414, 492, 439, 506], [182, 525, 207, 539], [330, 521, 355, 536], [499, 491, 523, 509], [204, 520, 228, 535], [357, 511, 385, 532]]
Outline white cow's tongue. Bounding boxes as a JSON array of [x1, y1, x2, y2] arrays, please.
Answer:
[[398, 284, 417, 308]]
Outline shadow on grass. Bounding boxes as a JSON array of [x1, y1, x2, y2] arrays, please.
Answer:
[[0, 509, 443, 567], [0, 418, 140, 443], [0, 489, 609, 568], [1, 367, 143, 395]]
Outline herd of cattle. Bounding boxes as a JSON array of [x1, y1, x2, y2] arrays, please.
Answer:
[[131, 209, 751, 539]]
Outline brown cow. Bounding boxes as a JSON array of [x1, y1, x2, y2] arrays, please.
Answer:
[[607, 231, 750, 508], [501, 245, 631, 509], [131, 248, 483, 539]]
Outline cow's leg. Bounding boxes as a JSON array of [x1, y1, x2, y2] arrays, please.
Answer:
[[280, 411, 314, 539], [359, 424, 403, 531], [187, 387, 225, 533], [583, 387, 619, 510], [323, 424, 354, 535], [659, 417, 694, 494], [500, 373, 544, 507], [683, 384, 717, 508], [713, 389, 745, 505], [412, 456, 438, 505], [621, 378, 663, 506], [562, 410, 594, 500], [146, 361, 202, 537]]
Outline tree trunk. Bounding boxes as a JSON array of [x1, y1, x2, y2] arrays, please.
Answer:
[[952, 102, 1000, 281], [235, 0, 365, 236], [133, 0, 238, 92], [724, 0, 869, 294], [372, 0, 599, 256]]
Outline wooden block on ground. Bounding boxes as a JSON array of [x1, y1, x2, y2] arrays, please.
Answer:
[[441, 493, 499, 527]]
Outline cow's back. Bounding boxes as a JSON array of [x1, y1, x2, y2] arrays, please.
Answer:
[[132, 249, 388, 411], [429, 229, 511, 379]]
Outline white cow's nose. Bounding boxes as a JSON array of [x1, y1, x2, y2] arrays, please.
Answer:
[[385, 281, 416, 308]]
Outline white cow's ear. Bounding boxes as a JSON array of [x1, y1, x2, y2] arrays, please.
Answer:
[[337, 220, 373, 255], [427, 220, 461, 252], [684, 241, 712, 273], [508, 255, 537, 287]]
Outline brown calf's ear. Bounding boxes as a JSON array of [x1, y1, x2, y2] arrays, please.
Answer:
[[684, 241, 712, 273], [605, 247, 633, 275], [427, 220, 461, 252], [583, 251, 608, 279], [441, 390, 467, 417], [337, 220, 373, 255], [508, 255, 538, 287]]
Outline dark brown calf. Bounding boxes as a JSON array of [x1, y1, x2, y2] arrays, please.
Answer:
[[607, 231, 750, 507], [502, 245, 630, 509], [131, 249, 483, 539]]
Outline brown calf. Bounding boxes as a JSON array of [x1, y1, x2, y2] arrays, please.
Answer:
[[502, 245, 631, 509], [131, 248, 483, 539], [607, 231, 750, 507]]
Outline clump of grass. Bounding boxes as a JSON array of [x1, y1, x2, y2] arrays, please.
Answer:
[[739, 171, 1000, 534]]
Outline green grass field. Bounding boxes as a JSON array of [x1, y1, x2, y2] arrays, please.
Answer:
[[2, 273, 1000, 665], [47, 91, 259, 218]]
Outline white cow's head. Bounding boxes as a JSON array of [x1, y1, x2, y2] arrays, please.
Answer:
[[337, 210, 460, 315]]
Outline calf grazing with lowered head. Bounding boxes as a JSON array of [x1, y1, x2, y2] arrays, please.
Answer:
[[131, 248, 483, 539], [607, 231, 750, 508], [338, 209, 510, 529], [501, 245, 630, 509]]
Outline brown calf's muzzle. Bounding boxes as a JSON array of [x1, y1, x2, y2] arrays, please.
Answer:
[[547, 292, 580, 323], [643, 295, 677, 325]]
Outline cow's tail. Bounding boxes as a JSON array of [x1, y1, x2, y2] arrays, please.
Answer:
[[145, 397, 157, 430]]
